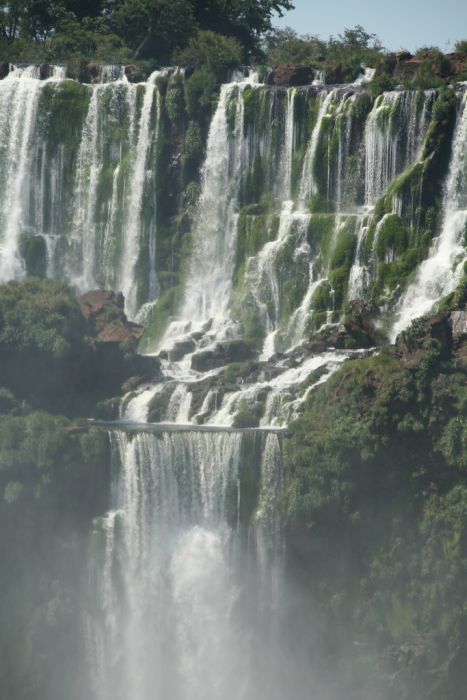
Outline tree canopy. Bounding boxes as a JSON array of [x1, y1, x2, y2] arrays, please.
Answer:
[[0, 0, 295, 62]]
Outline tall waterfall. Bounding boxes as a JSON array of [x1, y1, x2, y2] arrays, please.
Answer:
[[0, 65, 64, 280], [86, 429, 285, 700], [2, 63, 466, 700], [391, 92, 467, 339], [0, 66, 464, 337]]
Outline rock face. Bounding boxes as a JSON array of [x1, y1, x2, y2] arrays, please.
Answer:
[[39, 63, 52, 80], [451, 309, 467, 339], [78, 290, 144, 347], [393, 54, 424, 80], [0, 62, 9, 80], [343, 300, 382, 347], [267, 64, 315, 86], [396, 312, 453, 368], [191, 340, 254, 372], [124, 64, 142, 83]]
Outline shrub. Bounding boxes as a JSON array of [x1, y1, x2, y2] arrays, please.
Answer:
[[176, 30, 243, 81]]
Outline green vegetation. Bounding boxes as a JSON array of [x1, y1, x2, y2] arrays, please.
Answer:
[[0, 0, 292, 67], [0, 411, 109, 700], [286, 315, 467, 687], [0, 278, 155, 415]]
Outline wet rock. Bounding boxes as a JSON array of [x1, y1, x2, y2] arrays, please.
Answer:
[[257, 364, 286, 382], [39, 63, 52, 80], [343, 299, 383, 347], [396, 313, 452, 368], [267, 64, 314, 86], [85, 63, 101, 83], [124, 64, 142, 83], [304, 338, 327, 355], [191, 340, 254, 372], [0, 62, 10, 80], [168, 338, 196, 362], [450, 310, 467, 339]]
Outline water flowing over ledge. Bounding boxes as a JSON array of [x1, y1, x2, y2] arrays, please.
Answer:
[[89, 419, 288, 434]]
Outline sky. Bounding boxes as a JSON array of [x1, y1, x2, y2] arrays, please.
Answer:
[[273, 0, 467, 52]]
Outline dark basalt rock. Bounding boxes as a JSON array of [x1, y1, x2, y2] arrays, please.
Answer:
[[168, 338, 196, 362], [85, 63, 101, 83], [343, 299, 383, 347], [450, 309, 467, 339], [39, 63, 52, 80], [191, 340, 254, 372], [124, 64, 142, 83], [267, 64, 314, 86], [396, 312, 453, 368], [0, 62, 10, 80]]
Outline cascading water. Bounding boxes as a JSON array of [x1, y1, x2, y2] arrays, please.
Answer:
[[2, 63, 465, 700], [391, 91, 467, 339], [86, 429, 285, 700], [0, 65, 167, 316], [0, 65, 64, 280], [174, 74, 256, 330]]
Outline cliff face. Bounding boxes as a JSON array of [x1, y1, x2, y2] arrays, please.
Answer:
[[0, 64, 466, 700], [0, 65, 465, 347]]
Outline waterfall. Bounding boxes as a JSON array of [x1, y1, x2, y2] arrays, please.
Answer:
[[120, 71, 161, 317], [0, 65, 64, 280], [299, 89, 337, 206], [391, 92, 467, 340], [178, 75, 256, 329], [86, 429, 285, 700]]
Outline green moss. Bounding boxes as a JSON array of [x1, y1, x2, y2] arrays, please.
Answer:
[[147, 387, 173, 423], [140, 286, 183, 351], [375, 214, 407, 262], [21, 236, 47, 278], [232, 399, 260, 428], [216, 361, 255, 386]]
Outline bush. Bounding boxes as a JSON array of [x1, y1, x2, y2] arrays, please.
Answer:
[[177, 30, 243, 80]]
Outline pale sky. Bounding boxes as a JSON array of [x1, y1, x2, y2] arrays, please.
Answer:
[[274, 0, 467, 53]]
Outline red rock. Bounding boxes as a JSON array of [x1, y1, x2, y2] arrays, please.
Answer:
[[78, 290, 143, 346]]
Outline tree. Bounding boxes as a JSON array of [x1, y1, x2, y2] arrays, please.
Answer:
[[0, 0, 30, 41], [112, 0, 196, 60], [192, 0, 295, 55], [177, 29, 243, 78]]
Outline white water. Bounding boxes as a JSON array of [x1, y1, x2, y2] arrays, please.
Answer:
[[87, 429, 285, 700], [177, 75, 257, 328], [0, 65, 64, 280], [391, 92, 467, 339], [120, 71, 161, 316]]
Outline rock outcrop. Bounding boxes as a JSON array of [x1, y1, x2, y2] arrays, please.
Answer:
[[0, 62, 9, 80], [267, 64, 315, 86], [78, 290, 144, 348]]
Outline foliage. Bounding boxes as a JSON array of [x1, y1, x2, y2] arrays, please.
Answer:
[[286, 323, 467, 670], [112, 0, 196, 62], [0, 277, 84, 359], [176, 30, 243, 80], [0, 412, 109, 699], [265, 24, 385, 82], [0, 278, 151, 415], [0, 0, 293, 64]]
